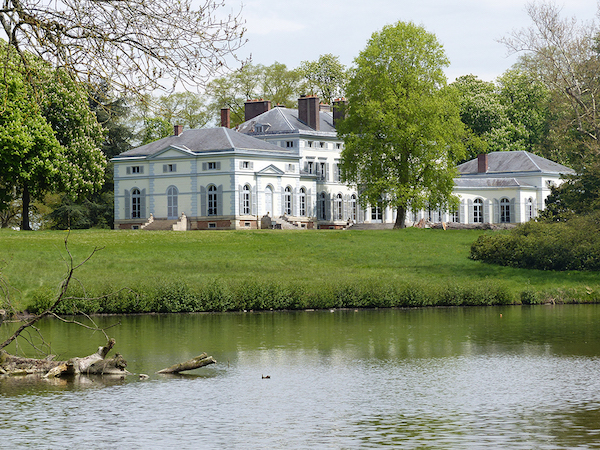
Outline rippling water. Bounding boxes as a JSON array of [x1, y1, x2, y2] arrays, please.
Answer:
[[2, 306, 600, 448]]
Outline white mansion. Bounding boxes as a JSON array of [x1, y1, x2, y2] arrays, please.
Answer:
[[112, 96, 574, 230]]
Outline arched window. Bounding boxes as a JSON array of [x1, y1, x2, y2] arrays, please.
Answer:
[[299, 188, 306, 216], [208, 185, 218, 216], [284, 186, 292, 215], [526, 197, 533, 221], [131, 188, 141, 219], [350, 194, 357, 221], [167, 186, 178, 219], [334, 193, 343, 221], [500, 198, 510, 223], [473, 198, 483, 223], [319, 192, 327, 220], [242, 185, 251, 215]]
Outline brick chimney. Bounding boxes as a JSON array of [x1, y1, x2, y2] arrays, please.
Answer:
[[477, 153, 488, 173], [298, 95, 320, 131], [174, 124, 183, 136], [333, 98, 347, 130], [221, 108, 231, 128], [244, 99, 271, 122]]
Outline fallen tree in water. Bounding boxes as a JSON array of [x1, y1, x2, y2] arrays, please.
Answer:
[[0, 234, 215, 380], [0, 338, 129, 377], [157, 353, 216, 374]]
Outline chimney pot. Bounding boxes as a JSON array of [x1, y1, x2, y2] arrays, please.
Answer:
[[244, 99, 271, 122], [298, 96, 320, 131], [174, 124, 183, 136]]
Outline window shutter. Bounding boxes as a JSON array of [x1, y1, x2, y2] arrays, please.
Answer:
[[126, 167, 131, 175], [468, 199, 473, 223], [307, 188, 312, 216], [325, 164, 330, 181], [216, 162, 221, 170], [202, 162, 207, 171], [251, 186, 257, 215], [304, 161, 308, 172], [140, 189, 146, 219], [200, 186, 206, 216], [162, 164, 167, 173], [217, 185, 223, 216], [343, 195, 348, 220], [484, 200, 490, 223], [124, 189, 130, 219], [325, 193, 331, 220], [140, 166, 144, 174], [239, 161, 243, 170], [172, 164, 177, 172], [511, 198, 516, 223], [249, 162, 254, 170], [239, 185, 243, 215], [316, 194, 321, 220]]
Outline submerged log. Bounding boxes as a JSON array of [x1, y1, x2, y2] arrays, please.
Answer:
[[156, 353, 216, 374], [0, 338, 129, 378]]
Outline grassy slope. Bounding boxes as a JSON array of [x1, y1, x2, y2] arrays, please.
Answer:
[[1, 228, 598, 311]]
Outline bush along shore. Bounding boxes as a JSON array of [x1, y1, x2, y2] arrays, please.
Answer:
[[27, 278, 600, 315]]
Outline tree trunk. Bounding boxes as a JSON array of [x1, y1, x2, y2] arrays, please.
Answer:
[[0, 339, 130, 377], [394, 206, 406, 229], [21, 184, 31, 231], [157, 353, 216, 374]]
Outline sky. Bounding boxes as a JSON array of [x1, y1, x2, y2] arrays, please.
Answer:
[[234, 0, 598, 82]]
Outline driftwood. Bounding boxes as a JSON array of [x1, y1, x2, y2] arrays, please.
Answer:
[[156, 353, 216, 374], [0, 338, 130, 378]]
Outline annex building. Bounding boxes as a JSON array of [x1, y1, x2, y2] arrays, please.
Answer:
[[112, 96, 574, 230]]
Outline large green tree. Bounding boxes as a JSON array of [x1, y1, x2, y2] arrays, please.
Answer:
[[338, 22, 465, 228], [0, 49, 106, 230]]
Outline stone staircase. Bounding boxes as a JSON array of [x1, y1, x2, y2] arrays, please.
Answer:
[[142, 218, 178, 230]]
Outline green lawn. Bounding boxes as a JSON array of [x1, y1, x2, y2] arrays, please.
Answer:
[[1, 228, 598, 312]]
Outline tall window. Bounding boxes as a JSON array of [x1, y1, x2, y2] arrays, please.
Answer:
[[284, 186, 292, 215], [350, 195, 357, 221], [131, 188, 141, 219], [500, 198, 510, 223], [526, 197, 533, 221], [242, 185, 251, 215], [265, 185, 273, 216], [299, 188, 306, 216], [208, 185, 218, 216], [167, 186, 178, 219], [450, 208, 459, 223], [334, 193, 343, 221], [473, 198, 483, 223], [371, 205, 382, 221], [319, 192, 327, 220]]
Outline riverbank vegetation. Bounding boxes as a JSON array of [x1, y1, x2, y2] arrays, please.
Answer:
[[1, 228, 599, 315]]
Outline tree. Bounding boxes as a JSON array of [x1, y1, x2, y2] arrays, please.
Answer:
[[207, 62, 300, 127], [500, 1, 600, 157], [0, 48, 106, 230], [0, 0, 246, 95], [338, 22, 465, 229], [299, 54, 347, 105], [450, 70, 551, 161]]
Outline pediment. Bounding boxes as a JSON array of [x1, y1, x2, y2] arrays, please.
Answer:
[[148, 145, 194, 159], [257, 164, 284, 175]]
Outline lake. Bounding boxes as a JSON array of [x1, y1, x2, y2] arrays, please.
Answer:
[[2, 305, 600, 448]]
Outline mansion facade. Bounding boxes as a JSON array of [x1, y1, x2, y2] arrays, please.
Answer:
[[112, 96, 574, 230]]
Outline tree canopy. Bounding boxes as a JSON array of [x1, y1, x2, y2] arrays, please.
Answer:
[[298, 54, 347, 105], [0, 0, 246, 95], [0, 46, 105, 230], [338, 21, 465, 228]]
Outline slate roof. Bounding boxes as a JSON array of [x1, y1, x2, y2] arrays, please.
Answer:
[[454, 178, 535, 188], [235, 107, 336, 135], [114, 127, 294, 159], [458, 151, 575, 175]]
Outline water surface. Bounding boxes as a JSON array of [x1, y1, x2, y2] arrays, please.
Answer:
[[2, 306, 600, 448]]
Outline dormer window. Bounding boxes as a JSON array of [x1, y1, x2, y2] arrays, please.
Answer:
[[254, 123, 271, 133]]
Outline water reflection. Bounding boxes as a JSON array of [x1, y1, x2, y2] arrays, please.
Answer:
[[2, 306, 600, 448]]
